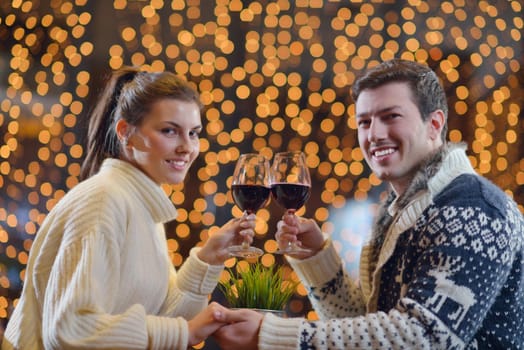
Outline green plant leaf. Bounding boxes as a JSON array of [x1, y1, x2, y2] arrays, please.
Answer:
[[218, 262, 298, 310]]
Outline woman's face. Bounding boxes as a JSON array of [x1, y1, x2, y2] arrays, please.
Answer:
[[120, 98, 202, 185]]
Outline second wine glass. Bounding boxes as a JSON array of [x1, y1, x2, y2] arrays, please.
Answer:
[[270, 151, 312, 256], [228, 153, 270, 258]]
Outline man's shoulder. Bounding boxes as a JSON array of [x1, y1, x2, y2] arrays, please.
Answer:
[[434, 173, 518, 218]]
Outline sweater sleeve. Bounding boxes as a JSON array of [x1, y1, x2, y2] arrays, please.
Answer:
[[259, 304, 460, 350], [260, 244, 464, 350], [287, 240, 366, 319], [258, 314, 303, 350], [40, 231, 190, 350], [158, 247, 223, 319], [260, 188, 524, 349]]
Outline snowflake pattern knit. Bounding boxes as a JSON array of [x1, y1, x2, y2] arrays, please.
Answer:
[[297, 147, 523, 349]]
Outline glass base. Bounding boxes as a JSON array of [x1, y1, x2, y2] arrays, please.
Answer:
[[233, 308, 286, 317], [228, 244, 264, 259], [274, 244, 312, 257]]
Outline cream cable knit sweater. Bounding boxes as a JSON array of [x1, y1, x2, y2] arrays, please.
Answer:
[[3, 158, 223, 350]]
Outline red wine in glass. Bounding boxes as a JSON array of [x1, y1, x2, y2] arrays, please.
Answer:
[[232, 184, 271, 214], [228, 154, 269, 259], [270, 151, 313, 256], [270, 183, 310, 211]]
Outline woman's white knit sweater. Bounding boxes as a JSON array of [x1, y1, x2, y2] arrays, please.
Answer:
[[2, 158, 223, 350]]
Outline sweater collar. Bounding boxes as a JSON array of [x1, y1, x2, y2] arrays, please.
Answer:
[[387, 142, 475, 217], [426, 144, 476, 196], [99, 158, 179, 224], [372, 143, 476, 243]]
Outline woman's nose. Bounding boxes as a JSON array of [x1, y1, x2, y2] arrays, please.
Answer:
[[175, 135, 191, 153]]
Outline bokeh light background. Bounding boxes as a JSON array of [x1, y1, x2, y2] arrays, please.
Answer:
[[1, 0, 523, 345]]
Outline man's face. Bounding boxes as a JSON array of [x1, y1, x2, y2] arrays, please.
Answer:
[[356, 81, 443, 195]]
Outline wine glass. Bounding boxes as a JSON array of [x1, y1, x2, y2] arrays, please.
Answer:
[[228, 153, 270, 258], [269, 151, 312, 256]]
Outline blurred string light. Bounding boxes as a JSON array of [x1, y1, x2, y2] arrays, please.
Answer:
[[0, 0, 523, 334]]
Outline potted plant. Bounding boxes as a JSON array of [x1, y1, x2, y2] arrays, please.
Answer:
[[218, 261, 298, 315]]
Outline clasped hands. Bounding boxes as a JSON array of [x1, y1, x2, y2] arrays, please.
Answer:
[[188, 302, 263, 349], [189, 213, 325, 349]]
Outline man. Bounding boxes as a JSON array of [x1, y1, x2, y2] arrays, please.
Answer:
[[213, 59, 524, 349]]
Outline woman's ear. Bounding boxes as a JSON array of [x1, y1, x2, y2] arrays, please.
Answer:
[[115, 119, 131, 146], [428, 110, 445, 142]]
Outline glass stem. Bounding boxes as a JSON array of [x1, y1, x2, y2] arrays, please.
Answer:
[[242, 210, 252, 248], [286, 209, 297, 248]]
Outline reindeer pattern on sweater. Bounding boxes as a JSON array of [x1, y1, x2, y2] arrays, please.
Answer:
[[292, 145, 524, 350]]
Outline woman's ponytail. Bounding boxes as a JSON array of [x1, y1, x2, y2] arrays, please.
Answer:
[[80, 67, 138, 180]]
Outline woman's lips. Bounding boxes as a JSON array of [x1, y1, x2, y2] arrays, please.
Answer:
[[166, 159, 188, 170]]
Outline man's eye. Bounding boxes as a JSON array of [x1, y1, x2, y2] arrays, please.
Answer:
[[358, 120, 370, 127]]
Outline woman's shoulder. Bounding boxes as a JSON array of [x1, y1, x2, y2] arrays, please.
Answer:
[[65, 171, 129, 206], [47, 170, 132, 231]]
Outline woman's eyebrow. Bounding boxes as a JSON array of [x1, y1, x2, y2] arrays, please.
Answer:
[[164, 121, 203, 130]]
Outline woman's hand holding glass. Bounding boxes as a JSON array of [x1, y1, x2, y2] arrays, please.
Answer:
[[197, 214, 257, 265], [228, 153, 270, 258]]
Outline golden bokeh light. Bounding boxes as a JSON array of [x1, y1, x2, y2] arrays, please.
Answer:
[[0, 0, 522, 336]]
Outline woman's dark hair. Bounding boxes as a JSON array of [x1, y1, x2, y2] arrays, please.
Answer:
[[80, 67, 202, 180], [351, 59, 448, 140]]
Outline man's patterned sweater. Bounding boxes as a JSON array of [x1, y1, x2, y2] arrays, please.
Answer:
[[257, 143, 524, 350]]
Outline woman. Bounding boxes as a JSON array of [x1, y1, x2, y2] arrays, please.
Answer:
[[2, 67, 255, 349]]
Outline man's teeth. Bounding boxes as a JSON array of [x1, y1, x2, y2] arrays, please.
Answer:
[[374, 149, 395, 157]]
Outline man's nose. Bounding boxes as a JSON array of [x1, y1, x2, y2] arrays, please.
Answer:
[[368, 118, 386, 142]]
